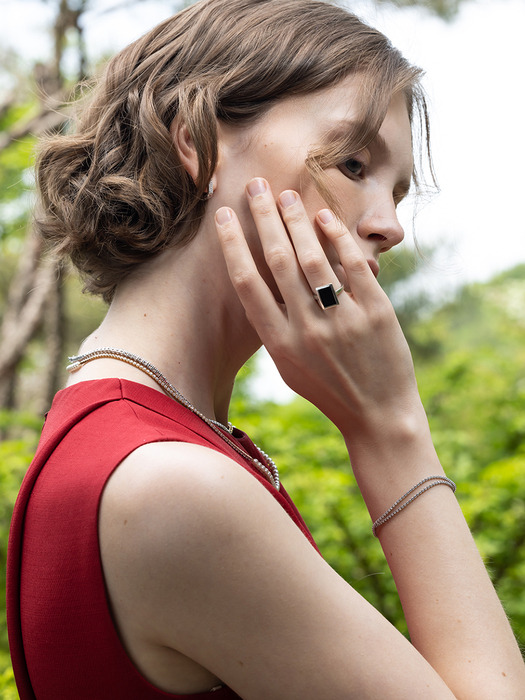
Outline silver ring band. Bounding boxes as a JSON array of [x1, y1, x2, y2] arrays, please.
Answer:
[[314, 283, 344, 310]]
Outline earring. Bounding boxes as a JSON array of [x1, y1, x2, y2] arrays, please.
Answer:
[[204, 180, 214, 200]]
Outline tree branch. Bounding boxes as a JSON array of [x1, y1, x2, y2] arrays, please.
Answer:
[[0, 256, 57, 384]]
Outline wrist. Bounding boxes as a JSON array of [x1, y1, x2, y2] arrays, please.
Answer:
[[341, 397, 430, 455], [342, 407, 446, 521]]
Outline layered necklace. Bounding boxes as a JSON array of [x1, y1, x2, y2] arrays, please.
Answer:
[[67, 347, 280, 491]]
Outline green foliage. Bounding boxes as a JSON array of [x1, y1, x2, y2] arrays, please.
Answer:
[[0, 664, 18, 700], [0, 100, 37, 243], [415, 266, 525, 469], [0, 417, 41, 700], [410, 266, 525, 647], [0, 99, 38, 320], [460, 454, 525, 643]]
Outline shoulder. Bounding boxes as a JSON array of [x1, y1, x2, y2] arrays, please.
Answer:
[[99, 440, 304, 581], [99, 440, 329, 642], [100, 441, 302, 574], [101, 439, 279, 527]]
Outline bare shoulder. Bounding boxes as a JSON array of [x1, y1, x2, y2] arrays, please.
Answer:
[[99, 440, 320, 621], [100, 440, 286, 546], [100, 441, 456, 700]]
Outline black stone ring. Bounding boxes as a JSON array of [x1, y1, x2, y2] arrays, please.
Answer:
[[314, 284, 344, 310]]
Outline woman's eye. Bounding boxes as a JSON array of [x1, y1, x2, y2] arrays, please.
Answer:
[[342, 158, 364, 177]]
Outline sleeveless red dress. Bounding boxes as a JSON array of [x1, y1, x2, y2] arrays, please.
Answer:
[[7, 378, 319, 699]]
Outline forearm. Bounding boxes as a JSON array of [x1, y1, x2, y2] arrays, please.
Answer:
[[344, 410, 525, 699]]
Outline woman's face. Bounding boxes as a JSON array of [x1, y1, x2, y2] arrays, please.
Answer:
[[213, 75, 413, 280]]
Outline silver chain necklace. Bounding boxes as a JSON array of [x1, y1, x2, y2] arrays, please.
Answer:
[[67, 347, 280, 491]]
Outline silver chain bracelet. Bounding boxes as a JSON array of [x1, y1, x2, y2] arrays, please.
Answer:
[[372, 476, 456, 537]]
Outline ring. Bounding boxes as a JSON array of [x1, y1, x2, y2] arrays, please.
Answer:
[[314, 283, 344, 310]]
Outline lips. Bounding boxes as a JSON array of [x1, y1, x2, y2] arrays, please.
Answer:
[[367, 259, 380, 278]]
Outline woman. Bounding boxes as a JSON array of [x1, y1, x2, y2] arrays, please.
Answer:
[[7, 0, 525, 698]]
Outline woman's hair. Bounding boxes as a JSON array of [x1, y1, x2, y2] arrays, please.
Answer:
[[36, 0, 429, 302]]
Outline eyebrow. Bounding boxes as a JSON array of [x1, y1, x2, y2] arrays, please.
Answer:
[[323, 119, 390, 157]]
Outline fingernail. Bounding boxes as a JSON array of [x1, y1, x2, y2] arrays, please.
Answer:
[[318, 209, 334, 224], [215, 207, 233, 225], [247, 178, 267, 198], [279, 190, 297, 208]]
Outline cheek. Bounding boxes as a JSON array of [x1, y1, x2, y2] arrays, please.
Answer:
[[306, 168, 366, 234]]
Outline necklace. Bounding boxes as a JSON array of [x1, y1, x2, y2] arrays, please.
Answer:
[[67, 347, 280, 491]]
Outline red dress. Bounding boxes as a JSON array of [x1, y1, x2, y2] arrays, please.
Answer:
[[7, 379, 319, 699]]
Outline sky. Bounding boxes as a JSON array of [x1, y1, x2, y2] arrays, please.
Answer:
[[2, 0, 525, 399], [357, 0, 525, 284]]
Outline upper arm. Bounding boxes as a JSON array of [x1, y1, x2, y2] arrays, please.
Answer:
[[100, 441, 456, 700]]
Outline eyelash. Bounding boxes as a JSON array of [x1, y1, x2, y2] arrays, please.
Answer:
[[341, 157, 365, 178]]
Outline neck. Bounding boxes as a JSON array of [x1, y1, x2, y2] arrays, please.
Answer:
[[73, 226, 260, 425]]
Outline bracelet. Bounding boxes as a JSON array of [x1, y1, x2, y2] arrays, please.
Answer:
[[372, 476, 456, 537]]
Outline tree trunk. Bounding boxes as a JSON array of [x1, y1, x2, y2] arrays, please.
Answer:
[[0, 234, 57, 407]]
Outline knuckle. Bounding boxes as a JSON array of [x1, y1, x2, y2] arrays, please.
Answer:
[[265, 245, 292, 273], [218, 225, 237, 243], [252, 201, 274, 219], [282, 207, 304, 226], [301, 251, 325, 276], [344, 254, 369, 276], [231, 268, 258, 295]]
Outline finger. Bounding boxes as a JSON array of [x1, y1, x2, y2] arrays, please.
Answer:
[[278, 190, 342, 303], [316, 209, 381, 304], [214, 206, 284, 338], [245, 179, 308, 305]]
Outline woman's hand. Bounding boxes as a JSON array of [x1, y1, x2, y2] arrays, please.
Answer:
[[215, 177, 422, 441]]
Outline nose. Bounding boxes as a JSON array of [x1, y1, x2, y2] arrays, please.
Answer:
[[356, 201, 405, 252]]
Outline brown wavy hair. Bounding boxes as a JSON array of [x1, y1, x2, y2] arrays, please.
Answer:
[[35, 0, 429, 302]]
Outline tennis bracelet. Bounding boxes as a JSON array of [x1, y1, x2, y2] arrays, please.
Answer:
[[372, 475, 456, 537]]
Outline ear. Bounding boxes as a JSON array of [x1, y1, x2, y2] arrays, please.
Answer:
[[170, 119, 200, 183]]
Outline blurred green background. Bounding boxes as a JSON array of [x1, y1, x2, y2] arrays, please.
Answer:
[[1, 0, 524, 696]]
